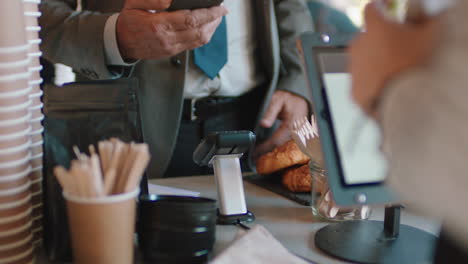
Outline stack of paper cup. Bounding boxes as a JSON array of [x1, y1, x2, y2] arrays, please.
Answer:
[[23, 0, 43, 247], [0, 0, 35, 263]]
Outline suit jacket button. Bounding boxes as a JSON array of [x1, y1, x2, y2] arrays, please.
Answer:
[[171, 57, 182, 67]]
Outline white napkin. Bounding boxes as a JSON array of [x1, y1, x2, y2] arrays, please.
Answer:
[[147, 183, 200, 197], [210, 225, 314, 264]]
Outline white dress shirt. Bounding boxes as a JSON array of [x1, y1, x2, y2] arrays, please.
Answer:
[[103, 0, 265, 99]]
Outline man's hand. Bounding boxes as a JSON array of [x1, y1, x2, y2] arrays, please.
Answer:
[[116, 0, 228, 61], [349, 3, 441, 117], [255, 90, 309, 157]]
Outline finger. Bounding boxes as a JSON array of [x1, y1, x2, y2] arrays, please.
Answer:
[[155, 6, 228, 32], [254, 125, 291, 158], [152, 18, 221, 58], [124, 0, 172, 10], [170, 18, 222, 49], [260, 94, 283, 128]]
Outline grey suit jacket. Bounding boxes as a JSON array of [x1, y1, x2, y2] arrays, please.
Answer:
[[39, 0, 314, 178]]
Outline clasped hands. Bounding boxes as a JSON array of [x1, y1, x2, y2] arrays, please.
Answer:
[[116, 0, 227, 61]]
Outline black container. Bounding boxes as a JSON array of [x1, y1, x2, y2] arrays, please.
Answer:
[[137, 195, 217, 264]]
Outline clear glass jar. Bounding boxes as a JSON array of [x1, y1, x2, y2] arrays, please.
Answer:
[[310, 161, 371, 222]]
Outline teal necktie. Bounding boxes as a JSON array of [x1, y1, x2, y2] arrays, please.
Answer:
[[194, 17, 228, 79]]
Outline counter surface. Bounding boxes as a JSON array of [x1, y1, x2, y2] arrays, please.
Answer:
[[36, 176, 441, 263]]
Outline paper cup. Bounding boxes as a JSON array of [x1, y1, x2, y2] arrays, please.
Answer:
[[30, 192, 41, 205], [0, 214, 31, 236], [0, 174, 30, 192], [23, 0, 39, 13], [24, 14, 39, 28], [0, 203, 30, 219], [65, 188, 140, 264], [27, 39, 40, 47], [0, 126, 31, 147], [0, 87, 32, 108], [0, 59, 30, 76], [30, 144, 42, 157], [29, 99, 42, 111], [0, 123, 30, 139], [0, 72, 30, 93], [28, 89, 42, 101], [31, 204, 41, 218], [0, 162, 30, 178], [31, 216, 41, 230], [0, 248, 34, 264], [0, 0, 27, 47], [0, 101, 31, 122], [0, 206, 31, 226], [0, 187, 30, 205], [29, 154, 42, 169], [29, 180, 40, 194], [28, 122, 41, 134], [28, 78, 41, 87], [0, 229, 31, 245], [29, 106, 42, 120], [0, 240, 33, 261], [0, 45, 28, 63], [25, 30, 38, 43], [27, 166, 40, 182]]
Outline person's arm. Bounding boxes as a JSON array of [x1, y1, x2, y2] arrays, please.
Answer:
[[255, 0, 314, 155], [39, 0, 121, 80], [39, 0, 228, 80], [273, 0, 314, 102]]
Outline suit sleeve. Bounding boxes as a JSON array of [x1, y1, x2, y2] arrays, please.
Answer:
[[273, 0, 314, 103], [39, 0, 131, 80]]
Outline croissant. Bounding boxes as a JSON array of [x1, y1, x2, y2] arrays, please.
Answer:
[[282, 165, 312, 192], [256, 140, 310, 175]]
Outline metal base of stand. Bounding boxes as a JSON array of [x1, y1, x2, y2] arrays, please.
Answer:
[[315, 215, 438, 264], [217, 210, 255, 225]]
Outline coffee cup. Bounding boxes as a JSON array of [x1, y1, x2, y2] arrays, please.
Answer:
[[0, 0, 27, 47], [0, 72, 30, 93], [0, 60, 30, 76], [65, 188, 140, 264], [0, 45, 28, 63], [138, 195, 217, 264]]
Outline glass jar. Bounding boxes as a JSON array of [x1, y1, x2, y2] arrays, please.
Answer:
[[310, 161, 371, 222]]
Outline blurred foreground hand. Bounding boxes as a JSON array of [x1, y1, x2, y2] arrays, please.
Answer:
[[349, 2, 442, 118]]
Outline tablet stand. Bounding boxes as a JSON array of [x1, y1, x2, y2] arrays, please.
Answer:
[[315, 205, 438, 263], [210, 154, 255, 225]]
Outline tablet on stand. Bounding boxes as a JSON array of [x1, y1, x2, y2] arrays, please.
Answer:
[[299, 32, 437, 264]]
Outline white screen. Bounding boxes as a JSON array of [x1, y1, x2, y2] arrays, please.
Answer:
[[322, 73, 387, 185]]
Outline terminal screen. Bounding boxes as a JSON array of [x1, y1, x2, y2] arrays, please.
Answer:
[[318, 52, 388, 185]]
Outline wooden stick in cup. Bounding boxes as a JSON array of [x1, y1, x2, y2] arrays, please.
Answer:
[[113, 143, 135, 194], [105, 140, 125, 194], [124, 144, 150, 193], [89, 145, 104, 196]]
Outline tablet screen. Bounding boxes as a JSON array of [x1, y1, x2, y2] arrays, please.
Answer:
[[318, 51, 388, 185]]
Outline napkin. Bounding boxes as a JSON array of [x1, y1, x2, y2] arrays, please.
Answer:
[[210, 225, 315, 264]]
